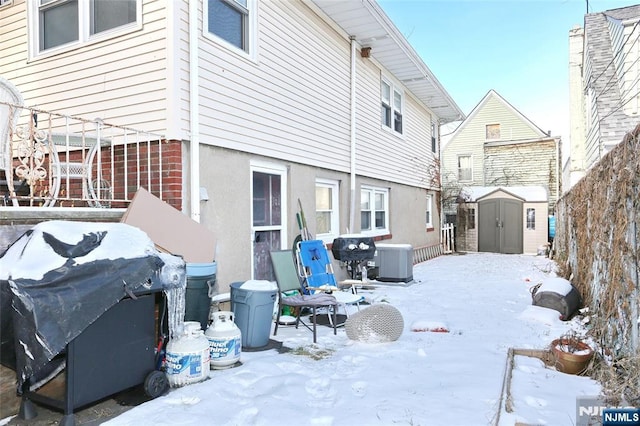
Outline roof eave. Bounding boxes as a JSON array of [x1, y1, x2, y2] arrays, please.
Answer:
[[311, 0, 465, 123]]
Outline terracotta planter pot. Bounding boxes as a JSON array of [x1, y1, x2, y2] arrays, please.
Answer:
[[551, 338, 594, 375]]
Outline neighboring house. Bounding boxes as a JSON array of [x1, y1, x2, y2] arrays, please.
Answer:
[[0, 0, 464, 287], [567, 5, 640, 190], [441, 90, 560, 254]]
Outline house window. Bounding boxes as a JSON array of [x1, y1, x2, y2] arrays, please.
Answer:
[[35, 0, 138, 53], [0, 0, 13, 8], [206, 0, 252, 53], [486, 124, 500, 140], [526, 208, 535, 230], [381, 79, 403, 134], [361, 186, 389, 234], [467, 208, 476, 230], [426, 194, 433, 228], [458, 155, 472, 182], [431, 120, 437, 153], [315, 179, 339, 239]]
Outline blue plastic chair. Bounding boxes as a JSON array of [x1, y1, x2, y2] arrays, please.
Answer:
[[296, 240, 363, 325]]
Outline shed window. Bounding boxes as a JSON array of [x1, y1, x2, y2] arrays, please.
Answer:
[[526, 208, 535, 230], [467, 208, 476, 230]]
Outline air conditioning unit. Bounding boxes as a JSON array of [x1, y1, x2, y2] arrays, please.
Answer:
[[374, 244, 413, 282]]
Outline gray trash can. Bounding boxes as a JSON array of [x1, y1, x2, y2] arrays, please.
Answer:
[[185, 262, 217, 330], [230, 281, 277, 349]]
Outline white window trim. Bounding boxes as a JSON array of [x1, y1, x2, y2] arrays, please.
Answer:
[[315, 178, 340, 243], [0, 0, 13, 9], [360, 186, 389, 237], [381, 77, 404, 136], [426, 194, 433, 228], [28, 0, 142, 60], [203, 0, 258, 61], [457, 154, 473, 182], [526, 207, 536, 231]]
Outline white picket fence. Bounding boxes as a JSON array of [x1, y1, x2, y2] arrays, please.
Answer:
[[441, 223, 455, 254]]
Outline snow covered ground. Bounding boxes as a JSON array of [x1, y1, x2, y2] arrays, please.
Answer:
[[96, 252, 600, 426]]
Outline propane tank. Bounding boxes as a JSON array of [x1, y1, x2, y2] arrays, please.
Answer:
[[205, 311, 242, 369], [165, 321, 210, 387]]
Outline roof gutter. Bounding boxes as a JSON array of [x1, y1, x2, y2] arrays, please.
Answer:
[[189, 0, 201, 222]]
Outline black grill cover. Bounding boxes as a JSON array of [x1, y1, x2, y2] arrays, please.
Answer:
[[331, 236, 376, 261]]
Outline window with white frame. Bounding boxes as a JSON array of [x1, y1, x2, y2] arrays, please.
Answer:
[[458, 155, 472, 182], [361, 186, 389, 234], [205, 0, 254, 54], [425, 194, 433, 228], [526, 208, 536, 230], [381, 79, 403, 134], [315, 179, 339, 239], [431, 119, 437, 153], [0, 0, 13, 9], [33, 0, 139, 54]]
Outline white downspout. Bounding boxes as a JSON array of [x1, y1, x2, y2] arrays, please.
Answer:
[[348, 35, 357, 232], [189, 0, 201, 222]]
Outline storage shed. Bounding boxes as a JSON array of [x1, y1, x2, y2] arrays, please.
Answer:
[[456, 186, 549, 255]]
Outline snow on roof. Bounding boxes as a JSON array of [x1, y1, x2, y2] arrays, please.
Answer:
[[461, 186, 548, 203]]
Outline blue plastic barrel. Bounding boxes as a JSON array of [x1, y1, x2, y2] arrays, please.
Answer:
[[185, 262, 217, 330], [548, 216, 556, 240], [230, 281, 277, 349]]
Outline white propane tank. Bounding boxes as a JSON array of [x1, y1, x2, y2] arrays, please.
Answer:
[[165, 321, 210, 387], [205, 311, 242, 369]]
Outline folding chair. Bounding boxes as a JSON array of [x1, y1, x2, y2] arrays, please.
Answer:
[[269, 250, 337, 343], [296, 240, 364, 325]]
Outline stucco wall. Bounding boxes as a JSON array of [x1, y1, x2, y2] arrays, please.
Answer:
[[198, 145, 440, 290]]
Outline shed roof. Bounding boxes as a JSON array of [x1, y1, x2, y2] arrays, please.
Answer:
[[461, 186, 549, 203]]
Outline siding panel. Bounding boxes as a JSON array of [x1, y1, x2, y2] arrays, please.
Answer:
[[0, 0, 169, 135]]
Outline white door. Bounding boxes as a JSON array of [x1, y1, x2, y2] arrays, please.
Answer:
[[250, 163, 287, 280]]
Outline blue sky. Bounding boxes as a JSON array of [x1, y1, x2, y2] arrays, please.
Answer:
[[378, 0, 640, 149]]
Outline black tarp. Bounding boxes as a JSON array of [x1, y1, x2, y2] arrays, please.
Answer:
[[0, 221, 175, 390]]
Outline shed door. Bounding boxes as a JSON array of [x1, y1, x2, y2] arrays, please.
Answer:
[[478, 199, 523, 254]]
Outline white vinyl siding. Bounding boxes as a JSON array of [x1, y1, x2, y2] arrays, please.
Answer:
[[2, 0, 443, 188], [522, 203, 548, 255], [1, 0, 169, 135], [198, 0, 352, 170], [355, 58, 438, 188]]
